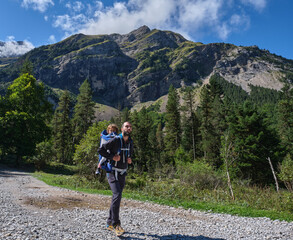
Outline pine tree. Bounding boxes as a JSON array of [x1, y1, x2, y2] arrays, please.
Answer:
[[151, 121, 165, 168], [198, 77, 226, 167], [20, 60, 34, 75], [53, 90, 73, 164], [72, 79, 95, 145], [277, 84, 293, 155], [164, 85, 181, 158], [130, 107, 153, 172], [229, 101, 280, 183], [181, 86, 200, 161]]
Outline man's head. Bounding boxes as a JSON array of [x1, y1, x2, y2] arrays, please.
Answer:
[[121, 122, 132, 137]]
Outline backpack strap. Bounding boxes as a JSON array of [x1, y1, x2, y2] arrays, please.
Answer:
[[112, 167, 127, 180], [112, 135, 130, 179]]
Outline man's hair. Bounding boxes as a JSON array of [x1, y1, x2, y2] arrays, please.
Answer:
[[122, 121, 132, 128]]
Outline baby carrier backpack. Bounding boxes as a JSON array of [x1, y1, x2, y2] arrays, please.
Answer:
[[96, 130, 117, 174]]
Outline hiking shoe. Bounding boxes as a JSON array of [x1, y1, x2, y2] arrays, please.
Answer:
[[114, 224, 125, 236], [106, 224, 114, 231]]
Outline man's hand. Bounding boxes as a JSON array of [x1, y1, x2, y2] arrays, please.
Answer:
[[113, 154, 120, 161], [127, 158, 132, 164]]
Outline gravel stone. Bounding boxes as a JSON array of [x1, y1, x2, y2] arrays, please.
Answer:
[[1, 166, 293, 240]]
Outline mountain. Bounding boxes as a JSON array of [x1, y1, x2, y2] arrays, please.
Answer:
[[1, 26, 293, 109]]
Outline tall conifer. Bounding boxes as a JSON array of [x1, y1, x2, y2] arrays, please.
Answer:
[[181, 86, 200, 161], [277, 84, 293, 154], [72, 79, 95, 145], [198, 77, 225, 166], [229, 101, 280, 183], [53, 90, 73, 164], [164, 85, 181, 158]]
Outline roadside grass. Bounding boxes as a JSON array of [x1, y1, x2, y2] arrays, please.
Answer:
[[32, 167, 293, 222]]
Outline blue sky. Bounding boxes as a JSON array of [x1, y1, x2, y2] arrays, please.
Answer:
[[0, 0, 292, 60]]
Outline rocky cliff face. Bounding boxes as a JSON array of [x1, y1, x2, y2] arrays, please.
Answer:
[[1, 26, 292, 108]]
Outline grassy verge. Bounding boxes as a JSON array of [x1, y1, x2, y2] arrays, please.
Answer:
[[32, 170, 293, 222]]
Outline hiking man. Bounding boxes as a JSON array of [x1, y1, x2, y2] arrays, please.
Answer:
[[97, 121, 133, 236]]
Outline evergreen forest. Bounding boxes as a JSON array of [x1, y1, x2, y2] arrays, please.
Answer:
[[1, 70, 293, 221]]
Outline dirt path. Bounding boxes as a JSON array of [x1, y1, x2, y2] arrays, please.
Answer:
[[1, 165, 292, 240]]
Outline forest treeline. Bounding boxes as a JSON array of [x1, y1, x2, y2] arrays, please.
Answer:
[[1, 69, 293, 199]]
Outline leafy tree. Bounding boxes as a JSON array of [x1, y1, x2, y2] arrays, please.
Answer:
[[0, 73, 52, 165], [31, 140, 55, 171], [164, 85, 181, 158], [73, 79, 95, 145], [53, 90, 73, 164], [74, 120, 109, 176]]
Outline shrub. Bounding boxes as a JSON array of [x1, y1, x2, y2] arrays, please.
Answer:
[[73, 120, 109, 177], [279, 154, 293, 192], [31, 140, 55, 171], [176, 159, 225, 190]]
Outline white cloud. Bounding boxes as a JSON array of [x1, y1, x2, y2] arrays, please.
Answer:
[[78, 0, 232, 40], [81, 0, 178, 35], [53, 14, 87, 34], [48, 35, 56, 43], [44, 15, 49, 21], [22, 0, 54, 13], [0, 36, 35, 57], [53, 0, 267, 41], [241, 0, 266, 11], [65, 1, 84, 12]]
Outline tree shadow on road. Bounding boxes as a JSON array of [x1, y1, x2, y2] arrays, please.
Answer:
[[0, 164, 30, 178], [120, 232, 225, 240]]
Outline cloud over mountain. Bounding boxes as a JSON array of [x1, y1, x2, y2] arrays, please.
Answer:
[[0, 37, 34, 57], [52, 0, 265, 41]]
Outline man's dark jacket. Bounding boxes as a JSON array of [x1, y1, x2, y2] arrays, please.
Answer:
[[98, 135, 133, 170]]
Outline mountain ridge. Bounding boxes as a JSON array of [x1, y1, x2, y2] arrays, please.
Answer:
[[0, 26, 292, 109]]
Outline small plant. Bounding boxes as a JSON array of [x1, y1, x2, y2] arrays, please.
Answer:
[[31, 140, 55, 171]]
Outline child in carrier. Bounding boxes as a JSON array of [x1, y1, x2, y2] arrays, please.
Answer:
[[95, 123, 119, 175]]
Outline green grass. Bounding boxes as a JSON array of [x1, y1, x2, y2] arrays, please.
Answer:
[[31, 170, 293, 222]]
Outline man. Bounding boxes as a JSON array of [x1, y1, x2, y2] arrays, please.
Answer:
[[98, 121, 133, 236]]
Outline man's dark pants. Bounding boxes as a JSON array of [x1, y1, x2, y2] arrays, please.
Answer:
[[107, 172, 126, 226]]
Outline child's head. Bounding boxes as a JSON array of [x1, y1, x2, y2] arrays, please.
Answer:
[[107, 124, 118, 134]]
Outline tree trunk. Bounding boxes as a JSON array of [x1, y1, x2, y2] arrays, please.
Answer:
[[226, 162, 235, 201], [267, 157, 279, 193]]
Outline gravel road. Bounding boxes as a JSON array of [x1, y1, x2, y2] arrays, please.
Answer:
[[0, 165, 292, 240]]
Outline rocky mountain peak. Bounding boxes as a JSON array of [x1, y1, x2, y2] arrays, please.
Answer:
[[1, 27, 293, 109], [128, 25, 151, 39]]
